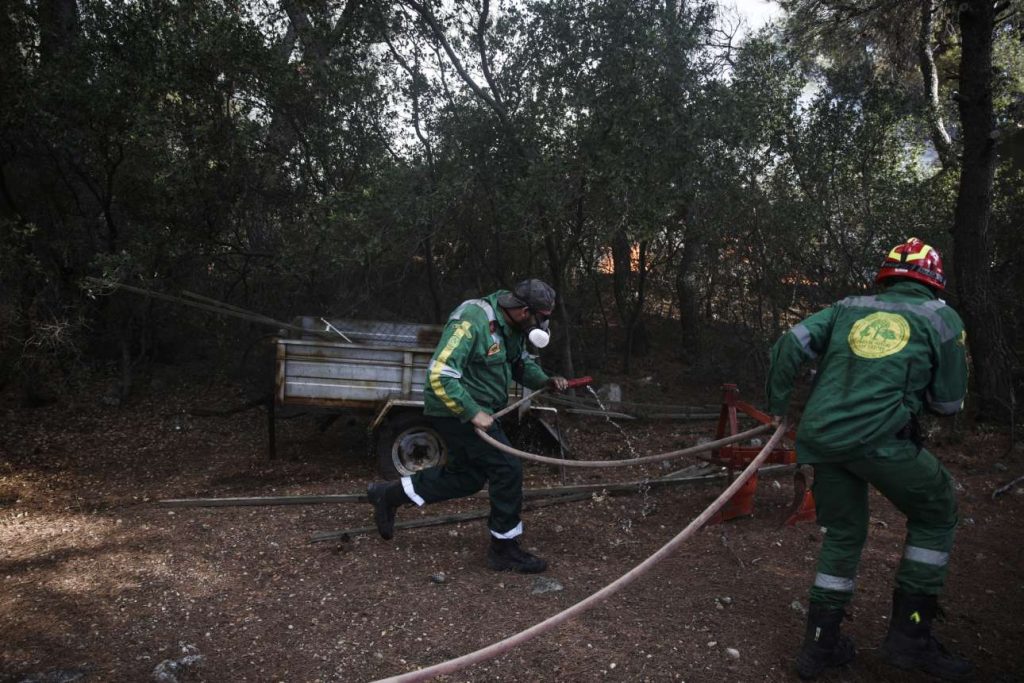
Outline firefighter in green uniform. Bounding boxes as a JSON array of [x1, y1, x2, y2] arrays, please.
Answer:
[[766, 238, 972, 681], [367, 279, 568, 573]]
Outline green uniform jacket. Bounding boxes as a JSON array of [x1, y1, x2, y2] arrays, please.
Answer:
[[424, 291, 550, 420], [766, 281, 968, 463]]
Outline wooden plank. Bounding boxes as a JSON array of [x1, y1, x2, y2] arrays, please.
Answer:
[[285, 360, 406, 384], [279, 339, 435, 361], [281, 344, 412, 364], [284, 381, 411, 402]]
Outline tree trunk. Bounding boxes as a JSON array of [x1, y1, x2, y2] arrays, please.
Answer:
[[38, 0, 80, 67], [951, 0, 1016, 419], [611, 229, 634, 373], [675, 237, 703, 358], [544, 233, 575, 380]]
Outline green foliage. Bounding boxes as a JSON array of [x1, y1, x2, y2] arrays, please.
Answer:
[[0, 0, 1016, 395]]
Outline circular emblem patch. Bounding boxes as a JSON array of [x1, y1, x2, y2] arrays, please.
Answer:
[[848, 312, 911, 358]]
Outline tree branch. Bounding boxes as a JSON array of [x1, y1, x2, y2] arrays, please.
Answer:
[[919, 0, 953, 166], [403, 0, 510, 127], [474, 0, 504, 105]]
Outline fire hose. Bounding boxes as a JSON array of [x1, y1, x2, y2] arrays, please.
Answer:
[[370, 420, 789, 683], [477, 423, 770, 468], [479, 378, 772, 468]]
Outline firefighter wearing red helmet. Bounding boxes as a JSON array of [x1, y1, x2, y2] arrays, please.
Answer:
[[875, 237, 948, 291], [766, 238, 970, 680]]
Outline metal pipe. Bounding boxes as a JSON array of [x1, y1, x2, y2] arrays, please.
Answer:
[[320, 317, 354, 343]]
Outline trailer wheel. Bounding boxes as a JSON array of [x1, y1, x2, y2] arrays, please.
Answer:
[[376, 411, 447, 479]]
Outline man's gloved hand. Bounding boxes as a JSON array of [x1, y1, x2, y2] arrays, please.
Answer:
[[547, 376, 569, 392], [471, 411, 494, 430]]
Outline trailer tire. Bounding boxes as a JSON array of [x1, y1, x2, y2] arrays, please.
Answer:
[[376, 411, 447, 479]]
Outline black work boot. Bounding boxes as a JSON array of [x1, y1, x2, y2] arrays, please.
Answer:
[[880, 591, 973, 680], [487, 538, 548, 574], [794, 604, 856, 680], [366, 481, 410, 540]]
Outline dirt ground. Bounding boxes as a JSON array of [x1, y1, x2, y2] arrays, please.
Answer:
[[2, 364, 1023, 683]]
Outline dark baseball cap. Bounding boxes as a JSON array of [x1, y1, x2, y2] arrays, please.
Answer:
[[498, 278, 556, 315]]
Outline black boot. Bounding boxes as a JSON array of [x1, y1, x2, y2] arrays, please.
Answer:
[[366, 481, 410, 540], [880, 591, 973, 680], [794, 604, 856, 680], [487, 538, 547, 574]]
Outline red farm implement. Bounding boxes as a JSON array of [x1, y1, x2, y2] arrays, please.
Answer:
[[707, 384, 816, 526]]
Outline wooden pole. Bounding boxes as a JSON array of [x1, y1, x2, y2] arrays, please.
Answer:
[[160, 494, 366, 507], [156, 463, 797, 509]]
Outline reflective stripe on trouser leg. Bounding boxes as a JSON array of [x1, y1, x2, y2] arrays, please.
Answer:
[[808, 462, 869, 609], [846, 444, 958, 596], [814, 573, 856, 592], [898, 544, 950, 594], [401, 476, 425, 506], [478, 428, 524, 536], [491, 522, 523, 539], [904, 545, 949, 566]]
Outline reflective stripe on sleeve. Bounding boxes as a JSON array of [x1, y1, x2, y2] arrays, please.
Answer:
[[903, 545, 949, 567], [449, 298, 496, 322], [814, 573, 855, 592], [428, 360, 461, 380], [401, 476, 425, 506], [791, 324, 818, 359]]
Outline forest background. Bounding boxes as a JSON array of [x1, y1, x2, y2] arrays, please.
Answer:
[[1, 0, 1022, 425]]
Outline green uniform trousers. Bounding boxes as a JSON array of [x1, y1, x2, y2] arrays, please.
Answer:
[[409, 416, 524, 537], [808, 441, 959, 609]]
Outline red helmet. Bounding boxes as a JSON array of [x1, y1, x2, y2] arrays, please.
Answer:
[[875, 237, 946, 291]]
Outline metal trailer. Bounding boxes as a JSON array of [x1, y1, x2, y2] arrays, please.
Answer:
[[273, 317, 556, 478]]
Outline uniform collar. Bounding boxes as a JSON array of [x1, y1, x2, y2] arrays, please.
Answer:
[[486, 290, 517, 336], [883, 280, 937, 299]]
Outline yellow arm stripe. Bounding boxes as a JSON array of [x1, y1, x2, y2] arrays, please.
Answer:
[[430, 321, 472, 414]]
